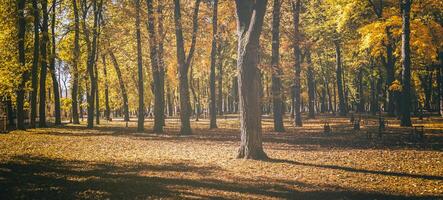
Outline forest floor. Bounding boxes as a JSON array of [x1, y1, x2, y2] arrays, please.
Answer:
[[0, 114, 442, 199]]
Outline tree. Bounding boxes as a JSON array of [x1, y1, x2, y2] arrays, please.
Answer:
[[16, 0, 27, 130], [102, 54, 110, 120], [39, 0, 49, 128], [209, 0, 218, 129], [135, 0, 144, 132], [71, 0, 80, 124], [291, 0, 302, 126], [271, 0, 284, 132], [49, 0, 61, 125], [306, 48, 316, 118], [173, 0, 201, 135], [334, 39, 347, 116], [235, 0, 268, 160], [400, 0, 412, 126], [109, 51, 129, 122], [30, 0, 39, 128]]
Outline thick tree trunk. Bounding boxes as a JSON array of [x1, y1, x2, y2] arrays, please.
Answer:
[[109, 51, 129, 122], [136, 0, 144, 132], [50, 0, 61, 125], [30, 0, 39, 128], [235, 0, 268, 160], [271, 0, 284, 132], [16, 0, 27, 130], [334, 40, 346, 116], [291, 0, 302, 126], [102, 55, 110, 120], [71, 0, 80, 124], [400, 0, 412, 127], [39, 0, 49, 128], [173, 0, 201, 135], [306, 49, 315, 118], [209, 0, 218, 129]]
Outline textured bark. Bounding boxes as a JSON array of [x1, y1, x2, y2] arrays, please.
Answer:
[[400, 0, 412, 126], [217, 39, 223, 115], [102, 55, 110, 120], [39, 0, 49, 128], [271, 0, 284, 132], [306, 49, 315, 118], [71, 0, 80, 124], [30, 0, 39, 128], [109, 51, 129, 122], [173, 0, 201, 135], [209, 0, 218, 129], [16, 0, 27, 130], [334, 40, 347, 116], [157, 0, 166, 126], [49, 0, 61, 125], [136, 0, 144, 132], [235, 0, 268, 160], [291, 0, 302, 126]]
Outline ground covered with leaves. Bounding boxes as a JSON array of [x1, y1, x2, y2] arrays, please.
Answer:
[[1, 115, 442, 199]]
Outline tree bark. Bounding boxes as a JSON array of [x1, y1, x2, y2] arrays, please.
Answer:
[[209, 0, 218, 129], [217, 39, 223, 116], [400, 0, 412, 126], [71, 0, 80, 124], [271, 0, 284, 132], [136, 0, 144, 132], [102, 55, 110, 120], [334, 40, 347, 116], [30, 0, 39, 128], [16, 0, 27, 130], [39, 0, 49, 128], [235, 0, 268, 160], [173, 0, 201, 135], [109, 51, 129, 122], [291, 0, 302, 126], [357, 67, 364, 113], [157, 0, 166, 126], [438, 51, 443, 116], [49, 0, 61, 125], [306, 49, 315, 118]]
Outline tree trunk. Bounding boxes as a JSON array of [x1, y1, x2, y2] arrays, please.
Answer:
[[30, 0, 39, 128], [291, 0, 303, 126], [39, 0, 49, 128], [173, 0, 201, 135], [357, 67, 365, 113], [334, 40, 346, 116], [50, 0, 61, 125], [235, 0, 268, 160], [370, 60, 378, 115], [438, 51, 443, 116], [109, 51, 129, 122], [306, 49, 315, 118], [209, 0, 218, 129], [217, 39, 223, 116], [400, 0, 412, 126], [157, 0, 166, 126], [102, 55, 110, 120], [16, 0, 27, 130], [136, 0, 144, 132], [271, 0, 284, 132], [71, 0, 80, 124]]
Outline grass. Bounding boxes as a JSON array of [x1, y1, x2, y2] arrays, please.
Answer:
[[0, 114, 442, 199]]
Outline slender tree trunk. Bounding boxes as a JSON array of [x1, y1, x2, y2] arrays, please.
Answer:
[[109, 51, 129, 122], [102, 55, 110, 120], [235, 0, 268, 160], [209, 0, 218, 129], [217, 39, 223, 116], [370, 60, 378, 115], [6, 97, 15, 128], [39, 0, 49, 128], [357, 67, 365, 113], [173, 0, 201, 135], [334, 40, 346, 116], [400, 0, 412, 126], [291, 0, 302, 126], [306, 49, 315, 118], [16, 0, 27, 130], [167, 83, 173, 117], [438, 51, 443, 116], [49, 0, 61, 125], [157, 0, 166, 126], [271, 0, 284, 132], [136, 0, 144, 132], [30, 0, 40, 128], [325, 76, 333, 114], [71, 0, 80, 124]]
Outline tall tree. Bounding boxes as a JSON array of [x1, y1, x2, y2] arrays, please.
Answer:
[[235, 0, 268, 160], [135, 0, 144, 132], [209, 0, 218, 129], [400, 0, 412, 126], [109, 51, 129, 122], [271, 0, 284, 132], [173, 0, 201, 135], [16, 0, 27, 130], [334, 40, 347, 116], [102, 54, 110, 120], [291, 0, 302, 126], [39, 0, 49, 127], [71, 0, 80, 124], [217, 38, 223, 115], [49, 0, 61, 125], [306, 49, 315, 118], [30, 0, 39, 128]]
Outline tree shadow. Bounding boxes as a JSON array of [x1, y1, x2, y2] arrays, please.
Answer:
[[0, 155, 437, 199]]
